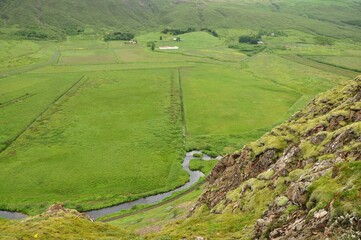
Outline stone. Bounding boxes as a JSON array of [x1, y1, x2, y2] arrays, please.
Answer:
[[314, 209, 328, 219]]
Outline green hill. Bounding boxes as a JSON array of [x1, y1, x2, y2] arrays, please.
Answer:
[[1, 0, 361, 40]]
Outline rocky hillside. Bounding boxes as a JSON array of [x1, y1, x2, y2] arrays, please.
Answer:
[[190, 76, 360, 239]]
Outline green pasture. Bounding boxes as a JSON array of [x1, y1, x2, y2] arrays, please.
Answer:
[[180, 63, 300, 152], [182, 64, 299, 135], [0, 72, 82, 151], [0, 69, 187, 214], [0, 40, 57, 72], [154, 32, 247, 61], [0, 26, 359, 215], [309, 56, 361, 72], [59, 48, 118, 65]]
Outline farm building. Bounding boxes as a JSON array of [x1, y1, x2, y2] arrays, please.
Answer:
[[159, 46, 179, 50]]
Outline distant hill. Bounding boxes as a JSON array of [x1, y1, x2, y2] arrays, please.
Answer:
[[1, 0, 361, 40]]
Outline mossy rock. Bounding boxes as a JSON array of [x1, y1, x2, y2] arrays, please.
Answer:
[[257, 169, 275, 180], [275, 196, 289, 207]]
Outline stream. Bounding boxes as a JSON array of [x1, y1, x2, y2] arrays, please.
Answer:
[[0, 151, 221, 220]]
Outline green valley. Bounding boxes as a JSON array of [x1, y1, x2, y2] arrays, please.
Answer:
[[0, 0, 360, 239]]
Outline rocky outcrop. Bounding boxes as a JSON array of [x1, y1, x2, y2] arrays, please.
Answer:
[[41, 204, 94, 221], [0, 204, 137, 240], [192, 76, 361, 239]]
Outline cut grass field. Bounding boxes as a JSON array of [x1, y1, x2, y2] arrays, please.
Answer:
[[0, 28, 358, 216]]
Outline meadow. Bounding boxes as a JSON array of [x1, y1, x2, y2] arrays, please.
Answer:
[[0, 27, 359, 215]]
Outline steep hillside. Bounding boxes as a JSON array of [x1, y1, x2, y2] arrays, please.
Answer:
[[1, 0, 361, 40], [153, 76, 361, 239]]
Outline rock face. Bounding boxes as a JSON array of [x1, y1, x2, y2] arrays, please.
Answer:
[[193, 76, 361, 239]]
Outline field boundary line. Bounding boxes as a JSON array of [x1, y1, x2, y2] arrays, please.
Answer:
[[0, 93, 35, 109], [302, 55, 361, 73], [101, 181, 205, 222], [0, 76, 85, 154], [35, 66, 195, 75], [279, 54, 359, 79], [178, 68, 187, 145], [154, 50, 241, 63]]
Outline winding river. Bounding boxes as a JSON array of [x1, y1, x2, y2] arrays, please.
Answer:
[[0, 151, 220, 220]]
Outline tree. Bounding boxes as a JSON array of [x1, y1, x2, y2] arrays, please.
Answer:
[[239, 35, 260, 44], [160, 36, 163, 40], [104, 32, 134, 41]]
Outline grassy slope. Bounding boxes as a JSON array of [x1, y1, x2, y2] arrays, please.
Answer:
[[110, 187, 204, 236], [1, 0, 361, 41], [0, 209, 139, 240]]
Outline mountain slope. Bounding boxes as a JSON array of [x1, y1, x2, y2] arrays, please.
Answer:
[[1, 0, 361, 40], [154, 76, 360, 239]]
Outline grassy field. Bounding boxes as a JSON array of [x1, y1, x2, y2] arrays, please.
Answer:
[[0, 72, 82, 151], [0, 40, 57, 71], [0, 26, 358, 216], [0, 69, 187, 214], [308, 56, 361, 72]]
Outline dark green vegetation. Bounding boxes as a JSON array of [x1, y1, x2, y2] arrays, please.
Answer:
[[0, 0, 360, 239], [161, 27, 196, 35], [104, 32, 135, 41]]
